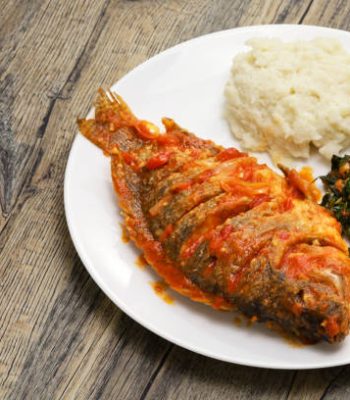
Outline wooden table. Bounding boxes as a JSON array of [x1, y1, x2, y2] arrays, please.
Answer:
[[2, 1, 350, 398]]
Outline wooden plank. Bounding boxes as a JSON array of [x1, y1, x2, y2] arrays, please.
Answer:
[[0, 0, 113, 396], [6, 258, 172, 399], [315, 366, 350, 399], [286, 368, 345, 400], [302, 0, 350, 29], [0, 0, 109, 230], [143, 347, 294, 400], [0, 0, 43, 74]]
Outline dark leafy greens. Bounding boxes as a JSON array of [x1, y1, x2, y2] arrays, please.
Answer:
[[321, 155, 350, 238]]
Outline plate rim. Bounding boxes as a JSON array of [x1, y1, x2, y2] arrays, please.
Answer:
[[64, 23, 350, 370]]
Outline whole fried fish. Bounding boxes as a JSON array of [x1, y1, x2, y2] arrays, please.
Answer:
[[78, 90, 350, 343]]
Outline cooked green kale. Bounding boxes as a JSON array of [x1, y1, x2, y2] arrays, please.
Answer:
[[321, 155, 350, 238]]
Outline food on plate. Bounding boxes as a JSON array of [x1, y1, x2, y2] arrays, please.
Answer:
[[321, 155, 350, 238], [225, 38, 350, 164], [152, 281, 174, 304], [78, 89, 350, 343]]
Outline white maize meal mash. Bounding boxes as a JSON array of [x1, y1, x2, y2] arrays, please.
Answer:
[[225, 38, 350, 164]]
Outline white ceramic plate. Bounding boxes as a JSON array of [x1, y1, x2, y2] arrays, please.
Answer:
[[65, 24, 350, 369]]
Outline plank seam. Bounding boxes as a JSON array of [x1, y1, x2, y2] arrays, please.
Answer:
[[0, 147, 43, 238], [319, 366, 346, 400], [298, 0, 314, 24], [90, 317, 132, 400], [138, 344, 173, 400], [58, 314, 120, 400], [285, 371, 297, 400]]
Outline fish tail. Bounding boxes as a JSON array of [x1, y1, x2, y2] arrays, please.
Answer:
[[78, 89, 160, 154]]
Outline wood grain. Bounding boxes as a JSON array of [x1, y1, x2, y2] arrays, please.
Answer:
[[1, 0, 350, 399], [143, 348, 294, 400]]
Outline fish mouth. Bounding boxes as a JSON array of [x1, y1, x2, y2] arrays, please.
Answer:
[[290, 285, 349, 343]]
